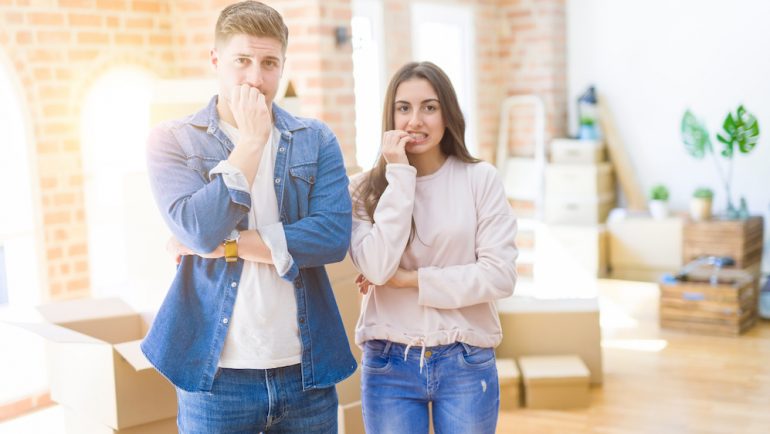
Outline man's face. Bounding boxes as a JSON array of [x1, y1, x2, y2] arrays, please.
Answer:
[[211, 33, 284, 109]]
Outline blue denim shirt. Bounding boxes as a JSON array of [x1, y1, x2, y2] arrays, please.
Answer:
[[141, 96, 356, 392]]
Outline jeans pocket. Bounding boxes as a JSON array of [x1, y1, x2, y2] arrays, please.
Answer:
[[459, 345, 496, 369], [362, 342, 392, 374]]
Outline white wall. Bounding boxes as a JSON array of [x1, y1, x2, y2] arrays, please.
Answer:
[[567, 0, 770, 271]]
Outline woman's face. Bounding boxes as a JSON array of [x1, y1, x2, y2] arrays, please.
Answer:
[[393, 78, 445, 157]]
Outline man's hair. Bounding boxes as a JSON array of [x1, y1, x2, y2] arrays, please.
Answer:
[[215, 1, 289, 54]]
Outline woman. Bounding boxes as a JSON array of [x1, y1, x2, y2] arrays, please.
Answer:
[[349, 61, 518, 434]]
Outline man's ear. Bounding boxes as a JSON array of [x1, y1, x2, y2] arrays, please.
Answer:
[[210, 48, 219, 71]]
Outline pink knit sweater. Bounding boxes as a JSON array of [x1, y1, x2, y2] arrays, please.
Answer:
[[350, 156, 518, 349]]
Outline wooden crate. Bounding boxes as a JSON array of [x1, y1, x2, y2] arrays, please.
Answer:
[[683, 216, 764, 269], [659, 269, 758, 336]]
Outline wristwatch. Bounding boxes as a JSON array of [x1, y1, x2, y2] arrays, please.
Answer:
[[223, 229, 240, 263]]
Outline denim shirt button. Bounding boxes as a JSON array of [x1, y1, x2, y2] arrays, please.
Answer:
[[222, 317, 229, 324], [231, 281, 237, 288], [279, 147, 285, 153], [274, 178, 281, 184], [299, 317, 305, 324]]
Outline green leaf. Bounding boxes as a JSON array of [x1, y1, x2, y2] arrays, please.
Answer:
[[719, 105, 760, 156], [681, 110, 712, 159]]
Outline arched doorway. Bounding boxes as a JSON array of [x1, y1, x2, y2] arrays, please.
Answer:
[[80, 67, 173, 310]]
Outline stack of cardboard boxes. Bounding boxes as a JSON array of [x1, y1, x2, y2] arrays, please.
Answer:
[[537, 138, 612, 291], [496, 296, 601, 410], [327, 255, 365, 434]]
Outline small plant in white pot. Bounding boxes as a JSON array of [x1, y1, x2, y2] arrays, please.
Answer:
[[649, 184, 670, 220], [690, 187, 714, 221]]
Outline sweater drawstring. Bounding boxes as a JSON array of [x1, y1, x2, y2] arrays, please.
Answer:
[[404, 337, 427, 374]]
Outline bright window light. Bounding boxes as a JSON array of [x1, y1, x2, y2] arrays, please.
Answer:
[[80, 68, 153, 301], [411, 3, 478, 156], [352, 0, 386, 170], [0, 54, 41, 308]]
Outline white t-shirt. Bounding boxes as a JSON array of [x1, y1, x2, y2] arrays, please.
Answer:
[[213, 121, 302, 369]]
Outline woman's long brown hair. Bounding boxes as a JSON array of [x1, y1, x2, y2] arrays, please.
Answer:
[[352, 61, 480, 239]]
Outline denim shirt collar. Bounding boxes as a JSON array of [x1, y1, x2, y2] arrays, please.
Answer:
[[189, 95, 308, 138]]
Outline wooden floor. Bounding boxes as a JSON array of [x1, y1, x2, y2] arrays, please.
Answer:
[[497, 279, 770, 434]]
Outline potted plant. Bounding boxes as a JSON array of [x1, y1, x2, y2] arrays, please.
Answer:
[[649, 184, 669, 220], [681, 105, 760, 219], [690, 187, 713, 221]]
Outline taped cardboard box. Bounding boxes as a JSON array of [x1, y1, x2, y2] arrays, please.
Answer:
[[545, 162, 614, 197], [64, 407, 176, 434], [497, 297, 602, 385], [496, 358, 521, 410], [534, 224, 608, 282], [519, 355, 590, 409], [338, 400, 365, 434], [545, 193, 614, 225], [328, 254, 363, 361], [18, 298, 176, 430], [607, 214, 683, 280], [550, 138, 605, 164]]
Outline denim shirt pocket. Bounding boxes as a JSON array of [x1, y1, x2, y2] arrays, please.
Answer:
[[186, 155, 221, 183], [288, 162, 317, 218]]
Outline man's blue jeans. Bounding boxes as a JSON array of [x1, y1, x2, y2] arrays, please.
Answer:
[[176, 364, 338, 433], [361, 340, 500, 434]]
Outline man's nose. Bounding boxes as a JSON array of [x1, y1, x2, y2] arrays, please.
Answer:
[[244, 65, 263, 88]]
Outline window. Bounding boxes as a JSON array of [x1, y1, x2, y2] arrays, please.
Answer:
[[411, 3, 478, 155], [81, 67, 176, 309], [352, 0, 386, 170], [0, 51, 42, 308], [0, 246, 7, 305]]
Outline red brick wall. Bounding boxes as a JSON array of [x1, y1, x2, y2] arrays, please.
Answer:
[[0, 0, 565, 300], [499, 0, 567, 150], [378, 0, 566, 162], [1, 0, 176, 300]]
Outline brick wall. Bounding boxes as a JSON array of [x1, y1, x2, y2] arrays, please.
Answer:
[[0, 0, 565, 301], [378, 0, 566, 162], [1, 0, 176, 300], [0, 0, 356, 301]]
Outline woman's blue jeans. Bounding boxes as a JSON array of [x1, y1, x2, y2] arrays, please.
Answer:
[[175, 364, 338, 433], [361, 339, 500, 434]]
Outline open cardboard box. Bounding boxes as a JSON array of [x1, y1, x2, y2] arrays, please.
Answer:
[[17, 297, 176, 430]]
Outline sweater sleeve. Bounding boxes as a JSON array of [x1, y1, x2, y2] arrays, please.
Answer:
[[417, 163, 518, 309], [349, 164, 417, 285]]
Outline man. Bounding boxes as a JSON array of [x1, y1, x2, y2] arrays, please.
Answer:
[[141, 2, 355, 432]]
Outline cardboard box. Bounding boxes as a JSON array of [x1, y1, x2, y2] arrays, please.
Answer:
[[545, 193, 614, 225], [545, 163, 614, 197], [328, 254, 362, 361], [535, 224, 608, 282], [497, 297, 602, 384], [338, 400, 365, 434], [19, 298, 177, 430], [550, 138, 605, 164], [496, 358, 520, 410], [519, 355, 590, 409], [64, 407, 176, 434], [607, 214, 683, 279]]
